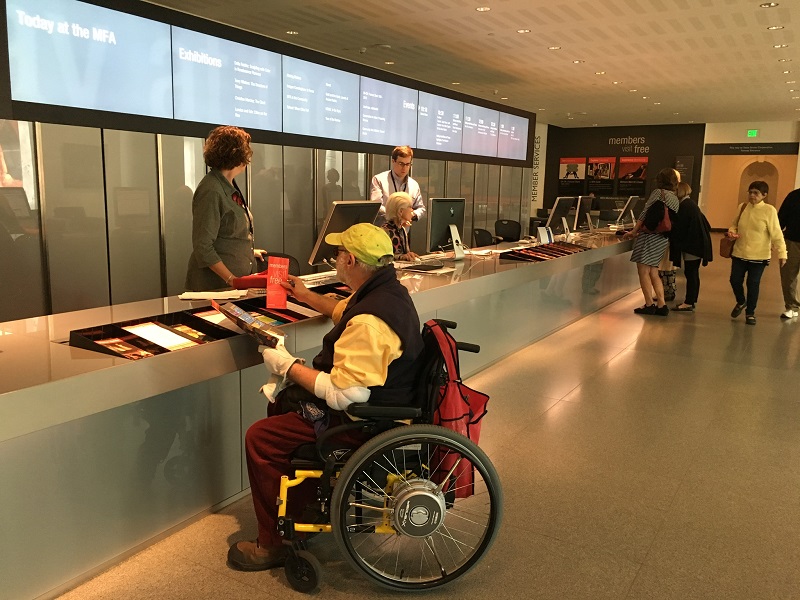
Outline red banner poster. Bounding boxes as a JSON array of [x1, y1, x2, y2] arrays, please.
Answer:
[[266, 256, 289, 309], [617, 157, 648, 195]]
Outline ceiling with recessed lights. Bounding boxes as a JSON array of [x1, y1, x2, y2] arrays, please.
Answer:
[[145, 0, 799, 128]]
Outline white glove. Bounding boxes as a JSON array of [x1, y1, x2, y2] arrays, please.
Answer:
[[260, 373, 290, 404], [260, 343, 304, 377]]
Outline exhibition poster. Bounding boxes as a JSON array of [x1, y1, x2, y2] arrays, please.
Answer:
[[617, 157, 648, 195], [558, 157, 585, 195]]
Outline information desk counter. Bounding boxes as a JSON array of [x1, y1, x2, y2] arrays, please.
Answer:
[[0, 235, 635, 600]]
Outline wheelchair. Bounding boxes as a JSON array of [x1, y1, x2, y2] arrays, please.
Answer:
[[275, 320, 503, 593]]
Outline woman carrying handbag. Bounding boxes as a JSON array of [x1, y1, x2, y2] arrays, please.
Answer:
[[726, 181, 787, 325], [622, 168, 680, 316]]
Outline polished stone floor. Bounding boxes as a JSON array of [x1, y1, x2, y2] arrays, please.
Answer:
[[57, 249, 800, 599]]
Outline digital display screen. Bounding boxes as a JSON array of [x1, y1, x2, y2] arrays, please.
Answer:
[[282, 56, 360, 140], [497, 112, 529, 160], [359, 77, 417, 146], [172, 27, 282, 131], [6, 0, 172, 117], [5, 0, 530, 163], [417, 92, 463, 153], [462, 103, 499, 157]]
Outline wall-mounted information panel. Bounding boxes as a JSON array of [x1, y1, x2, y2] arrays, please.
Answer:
[[3, 0, 532, 162]]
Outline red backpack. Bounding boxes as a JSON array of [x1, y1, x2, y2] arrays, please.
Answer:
[[419, 319, 490, 498]]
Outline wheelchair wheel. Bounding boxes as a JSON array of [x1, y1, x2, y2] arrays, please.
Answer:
[[330, 424, 502, 590], [284, 550, 322, 593]]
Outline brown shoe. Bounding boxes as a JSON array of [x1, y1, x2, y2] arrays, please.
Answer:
[[227, 540, 286, 571]]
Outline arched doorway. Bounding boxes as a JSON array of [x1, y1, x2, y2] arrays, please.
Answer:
[[738, 160, 779, 206]]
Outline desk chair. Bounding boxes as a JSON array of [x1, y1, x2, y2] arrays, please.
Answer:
[[257, 252, 301, 276], [494, 219, 521, 242], [473, 228, 499, 247]]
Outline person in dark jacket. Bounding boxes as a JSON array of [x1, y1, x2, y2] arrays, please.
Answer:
[[669, 182, 713, 311], [227, 223, 423, 572], [777, 187, 800, 319]]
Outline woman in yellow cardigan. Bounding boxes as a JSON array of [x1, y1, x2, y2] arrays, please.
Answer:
[[726, 180, 787, 325]]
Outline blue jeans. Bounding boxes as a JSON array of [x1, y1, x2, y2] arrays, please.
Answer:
[[730, 257, 767, 316]]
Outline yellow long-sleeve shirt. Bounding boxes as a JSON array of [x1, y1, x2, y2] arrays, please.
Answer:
[[728, 201, 787, 261], [328, 297, 403, 390]]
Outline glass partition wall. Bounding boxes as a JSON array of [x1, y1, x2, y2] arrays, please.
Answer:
[[0, 120, 531, 321]]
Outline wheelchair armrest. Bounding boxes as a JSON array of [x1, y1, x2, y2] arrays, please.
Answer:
[[346, 404, 422, 419]]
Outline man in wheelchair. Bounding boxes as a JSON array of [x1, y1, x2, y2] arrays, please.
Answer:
[[228, 223, 423, 571]]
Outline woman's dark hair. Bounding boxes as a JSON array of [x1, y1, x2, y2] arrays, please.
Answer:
[[655, 168, 679, 192], [203, 126, 253, 170], [748, 180, 769, 195]]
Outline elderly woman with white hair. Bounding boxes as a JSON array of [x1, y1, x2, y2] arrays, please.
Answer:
[[381, 191, 419, 261]]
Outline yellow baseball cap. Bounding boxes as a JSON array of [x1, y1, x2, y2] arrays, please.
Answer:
[[325, 223, 393, 267]]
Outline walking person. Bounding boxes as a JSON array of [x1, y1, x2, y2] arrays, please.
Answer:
[[669, 181, 713, 311], [726, 181, 787, 325], [777, 186, 800, 319]]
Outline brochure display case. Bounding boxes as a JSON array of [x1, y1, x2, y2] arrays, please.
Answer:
[[68, 296, 326, 359], [69, 309, 239, 359]]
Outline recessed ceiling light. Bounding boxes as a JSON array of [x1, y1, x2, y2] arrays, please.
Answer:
[[768, 25, 784, 30], [760, 2, 779, 6], [548, 46, 561, 50], [286, 30, 299, 35], [654, 102, 661, 105], [451, 82, 460, 85], [592, 123, 598, 127], [774, 44, 789, 49], [790, 89, 796, 92], [793, 96, 800, 99], [673, 112, 679, 115], [628, 88, 637, 92], [568, 117, 574, 120], [779, 58, 792, 62], [384, 61, 395, 65], [595, 71, 606, 75], [517, 29, 531, 33], [500, 96, 508, 100], [642, 96, 649, 99], [787, 80, 796, 84], [475, 6, 491, 11], [573, 60, 584, 64], [538, 108, 546, 111], [784, 70, 792, 74]]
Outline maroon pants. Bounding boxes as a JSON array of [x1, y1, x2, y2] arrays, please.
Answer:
[[245, 403, 369, 547]]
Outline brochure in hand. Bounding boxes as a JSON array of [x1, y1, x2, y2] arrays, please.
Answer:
[[266, 256, 290, 309], [210, 300, 284, 348]]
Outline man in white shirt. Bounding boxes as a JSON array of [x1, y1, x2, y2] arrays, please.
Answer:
[[370, 145, 425, 226]]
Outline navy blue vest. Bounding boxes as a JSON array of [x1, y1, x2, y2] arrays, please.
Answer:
[[312, 266, 423, 405]]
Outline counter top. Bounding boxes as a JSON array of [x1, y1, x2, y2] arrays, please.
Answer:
[[0, 234, 630, 442]]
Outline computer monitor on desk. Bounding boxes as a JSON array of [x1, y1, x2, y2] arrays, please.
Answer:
[[308, 200, 381, 266], [428, 198, 465, 261], [573, 195, 593, 231], [630, 196, 646, 219], [613, 195, 642, 229], [546, 196, 576, 235]]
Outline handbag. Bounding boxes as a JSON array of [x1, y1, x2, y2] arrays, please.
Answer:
[[719, 236, 735, 259], [641, 190, 672, 234], [719, 203, 746, 259]]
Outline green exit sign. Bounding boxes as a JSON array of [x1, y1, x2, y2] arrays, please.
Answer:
[[747, 129, 759, 138]]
